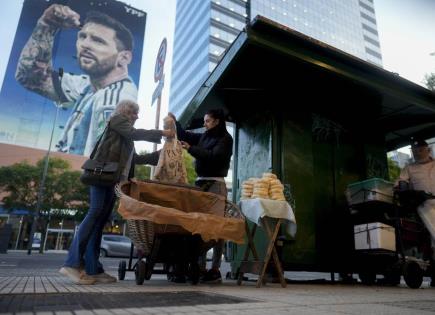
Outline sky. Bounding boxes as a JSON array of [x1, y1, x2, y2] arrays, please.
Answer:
[[375, 0, 435, 86], [375, 0, 435, 156], [0, 0, 434, 154]]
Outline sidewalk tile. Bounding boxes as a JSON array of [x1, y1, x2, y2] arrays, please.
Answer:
[[91, 309, 114, 315]]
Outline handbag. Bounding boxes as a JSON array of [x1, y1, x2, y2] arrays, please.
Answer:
[[80, 124, 119, 186]]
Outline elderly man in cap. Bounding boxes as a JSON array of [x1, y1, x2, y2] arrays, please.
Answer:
[[398, 138, 435, 286]]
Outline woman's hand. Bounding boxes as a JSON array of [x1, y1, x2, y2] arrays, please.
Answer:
[[180, 141, 190, 150], [162, 129, 175, 138]]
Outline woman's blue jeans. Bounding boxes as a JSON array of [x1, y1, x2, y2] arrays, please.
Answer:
[[64, 185, 116, 275]]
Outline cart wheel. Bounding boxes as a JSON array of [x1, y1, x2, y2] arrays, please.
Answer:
[[403, 262, 423, 289], [144, 259, 153, 280], [118, 260, 127, 281], [189, 262, 200, 285], [135, 260, 146, 285], [359, 272, 376, 285]]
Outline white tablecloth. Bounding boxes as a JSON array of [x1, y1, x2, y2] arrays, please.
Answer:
[[240, 198, 297, 237]]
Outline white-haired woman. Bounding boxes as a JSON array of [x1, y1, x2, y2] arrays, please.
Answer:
[[60, 100, 173, 284]]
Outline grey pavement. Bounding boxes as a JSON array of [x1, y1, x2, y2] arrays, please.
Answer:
[[1, 252, 434, 315]]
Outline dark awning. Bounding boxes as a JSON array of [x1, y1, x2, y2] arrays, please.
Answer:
[[179, 16, 435, 151]]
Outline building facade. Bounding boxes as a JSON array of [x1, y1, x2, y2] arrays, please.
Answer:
[[169, 0, 382, 117]]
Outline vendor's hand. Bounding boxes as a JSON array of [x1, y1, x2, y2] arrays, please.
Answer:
[[162, 129, 175, 138], [180, 141, 190, 150], [167, 112, 176, 122], [39, 4, 81, 29]]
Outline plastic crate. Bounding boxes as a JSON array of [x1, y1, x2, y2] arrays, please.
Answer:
[[354, 222, 396, 251], [346, 178, 394, 206]]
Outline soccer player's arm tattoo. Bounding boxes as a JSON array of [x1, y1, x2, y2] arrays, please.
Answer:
[[15, 22, 59, 101]]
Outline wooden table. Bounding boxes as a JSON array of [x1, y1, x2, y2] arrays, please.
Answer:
[[237, 199, 296, 288]]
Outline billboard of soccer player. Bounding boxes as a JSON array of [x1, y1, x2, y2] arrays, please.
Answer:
[[0, 0, 146, 156]]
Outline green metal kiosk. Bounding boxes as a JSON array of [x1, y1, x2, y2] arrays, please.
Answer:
[[178, 16, 435, 277]]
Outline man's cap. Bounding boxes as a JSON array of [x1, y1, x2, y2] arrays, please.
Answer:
[[410, 138, 428, 148]]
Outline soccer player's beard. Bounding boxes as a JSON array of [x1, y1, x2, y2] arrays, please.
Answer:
[[79, 55, 118, 80]]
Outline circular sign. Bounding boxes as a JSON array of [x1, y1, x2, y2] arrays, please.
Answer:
[[154, 38, 167, 82]]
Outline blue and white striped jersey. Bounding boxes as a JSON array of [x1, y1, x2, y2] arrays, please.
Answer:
[[55, 73, 137, 156]]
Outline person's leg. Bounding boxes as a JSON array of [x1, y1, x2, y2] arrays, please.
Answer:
[[417, 200, 435, 237], [194, 181, 210, 273], [64, 185, 107, 269], [417, 200, 435, 287], [207, 181, 227, 270], [211, 239, 224, 270], [202, 181, 227, 283], [84, 186, 116, 275], [61, 185, 108, 284]]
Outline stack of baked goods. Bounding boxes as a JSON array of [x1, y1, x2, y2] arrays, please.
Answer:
[[268, 179, 285, 201], [241, 178, 255, 200], [251, 178, 270, 199], [241, 172, 286, 201]]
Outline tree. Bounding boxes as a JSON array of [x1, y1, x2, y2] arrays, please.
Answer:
[[0, 157, 89, 251], [183, 151, 197, 185], [0, 158, 89, 212], [134, 150, 153, 181], [424, 73, 435, 91], [134, 164, 152, 181], [387, 157, 401, 182]]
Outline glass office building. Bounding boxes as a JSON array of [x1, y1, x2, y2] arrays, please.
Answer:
[[170, 0, 249, 117], [169, 0, 382, 117], [250, 0, 382, 66]]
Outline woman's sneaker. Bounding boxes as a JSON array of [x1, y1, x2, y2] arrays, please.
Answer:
[[59, 267, 96, 285], [89, 272, 117, 283], [201, 269, 222, 284]]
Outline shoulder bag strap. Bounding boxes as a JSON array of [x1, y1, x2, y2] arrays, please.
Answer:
[[89, 122, 110, 159]]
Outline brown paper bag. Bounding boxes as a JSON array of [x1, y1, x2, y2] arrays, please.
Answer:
[[153, 116, 188, 184]]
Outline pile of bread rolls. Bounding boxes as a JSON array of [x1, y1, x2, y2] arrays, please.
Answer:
[[241, 172, 285, 201]]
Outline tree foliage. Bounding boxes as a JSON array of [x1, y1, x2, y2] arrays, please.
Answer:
[[134, 164, 151, 181], [387, 157, 401, 182], [424, 73, 435, 91], [183, 151, 197, 185], [0, 157, 89, 213]]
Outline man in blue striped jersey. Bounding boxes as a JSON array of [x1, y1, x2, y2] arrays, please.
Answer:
[[16, 4, 138, 155]]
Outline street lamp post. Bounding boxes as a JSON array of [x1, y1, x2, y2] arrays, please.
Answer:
[[27, 103, 62, 254], [27, 69, 64, 255]]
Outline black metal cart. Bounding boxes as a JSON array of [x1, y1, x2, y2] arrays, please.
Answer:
[[349, 186, 432, 289]]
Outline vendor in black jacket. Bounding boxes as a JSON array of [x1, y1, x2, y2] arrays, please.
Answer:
[[169, 109, 233, 284]]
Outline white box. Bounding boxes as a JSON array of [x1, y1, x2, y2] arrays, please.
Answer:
[[354, 222, 396, 251]]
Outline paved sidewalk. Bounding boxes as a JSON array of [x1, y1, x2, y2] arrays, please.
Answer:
[[1, 272, 435, 314], [1, 252, 434, 314]]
